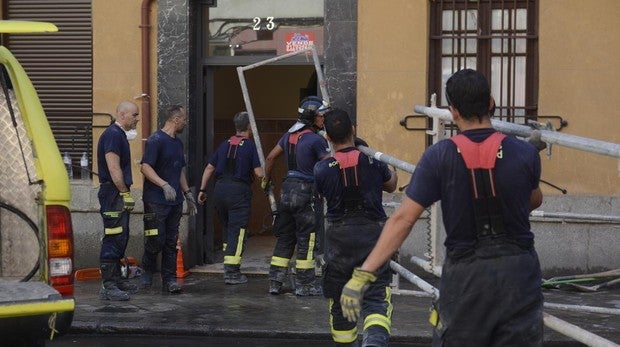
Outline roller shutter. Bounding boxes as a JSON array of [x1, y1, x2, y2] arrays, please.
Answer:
[[5, 0, 92, 165]]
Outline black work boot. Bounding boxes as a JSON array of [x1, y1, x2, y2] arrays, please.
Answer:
[[162, 280, 183, 294], [224, 264, 248, 285], [294, 282, 323, 296], [115, 262, 138, 294], [269, 280, 283, 294], [268, 266, 288, 294], [99, 262, 130, 301]]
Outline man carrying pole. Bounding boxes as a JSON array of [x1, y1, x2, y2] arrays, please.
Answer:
[[314, 108, 397, 346], [341, 69, 545, 346], [263, 96, 331, 296]]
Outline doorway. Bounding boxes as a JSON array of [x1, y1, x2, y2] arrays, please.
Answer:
[[196, 64, 318, 271]]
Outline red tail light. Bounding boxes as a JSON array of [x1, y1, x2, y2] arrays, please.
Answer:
[[46, 205, 74, 297]]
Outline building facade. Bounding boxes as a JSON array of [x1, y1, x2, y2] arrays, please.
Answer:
[[3, 0, 618, 271]]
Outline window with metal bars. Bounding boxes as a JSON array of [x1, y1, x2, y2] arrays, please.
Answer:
[[428, 0, 538, 127]]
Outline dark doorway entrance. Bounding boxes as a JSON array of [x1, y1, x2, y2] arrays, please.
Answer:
[[194, 64, 319, 269]]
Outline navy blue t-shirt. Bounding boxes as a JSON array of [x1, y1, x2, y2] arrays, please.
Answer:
[[278, 128, 330, 180], [141, 129, 186, 205], [97, 123, 133, 187], [209, 136, 261, 184], [314, 147, 392, 221], [405, 128, 541, 251]]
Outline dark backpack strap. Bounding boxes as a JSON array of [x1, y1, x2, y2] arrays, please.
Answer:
[[334, 150, 365, 213], [224, 136, 247, 176], [286, 129, 312, 170]]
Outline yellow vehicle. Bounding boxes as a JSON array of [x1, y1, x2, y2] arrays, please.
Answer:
[[0, 21, 75, 343]]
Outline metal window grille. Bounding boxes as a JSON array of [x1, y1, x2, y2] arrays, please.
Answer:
[[429, 0, 538, 129]]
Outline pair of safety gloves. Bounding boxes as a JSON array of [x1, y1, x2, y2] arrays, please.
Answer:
[[120, 184, 198, 216], [162, 183, 198, 216]]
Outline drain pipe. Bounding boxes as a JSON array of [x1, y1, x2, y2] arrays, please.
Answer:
[[140, 0, 155, 144]]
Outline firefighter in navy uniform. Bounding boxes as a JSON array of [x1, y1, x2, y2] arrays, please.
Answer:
[[340, 69, 544, 346], [140, 105, 197, 294], [263, 96, 331, 296], [197, 111, 264, 284], [97, 101, 140, 301], [314, 108, 397, 346]]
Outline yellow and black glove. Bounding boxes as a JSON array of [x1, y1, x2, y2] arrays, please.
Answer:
[[119, 191, 135, 212], [260, 177, 273, 193], [340, 267, 377, 322]]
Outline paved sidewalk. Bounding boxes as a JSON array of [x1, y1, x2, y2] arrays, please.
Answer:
[[54, 271, 620, 346]]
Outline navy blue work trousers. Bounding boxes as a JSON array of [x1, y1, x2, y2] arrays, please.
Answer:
[[270, 177, 318, 285], [141, 202, 183, 284], [433, 239, 544, 347], [213, 179, 252, 267], [323, 216, 392, 346], [98, 182, 130, 262]]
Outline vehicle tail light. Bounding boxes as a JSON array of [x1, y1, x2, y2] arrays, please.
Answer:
[[46, 205, 74, 297]]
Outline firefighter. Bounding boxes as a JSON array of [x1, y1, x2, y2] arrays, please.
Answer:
[[340, 69, 544, 346], [314, 108, 397, 346], [96, 101, 140, 301], [197, 111, 264, 284], [140, 105, 197, 294], [263, 96, 331, 296]]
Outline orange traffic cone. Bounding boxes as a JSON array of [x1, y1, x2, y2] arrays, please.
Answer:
[[176, 237, 190, 278]]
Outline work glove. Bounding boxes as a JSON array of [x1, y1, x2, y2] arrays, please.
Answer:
[[260, 177, 273, 193], [184, 191, 198, 216], [340, 267, 377, 323], [162, 182, 177, 201], [526, 129, 547, 151], [119, 191, 135, 212]]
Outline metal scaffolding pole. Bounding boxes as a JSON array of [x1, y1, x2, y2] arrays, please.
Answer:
[[357, 145, 416, 173], [413, 105, 620, 159], [530, 210, 620, 223], [236, 45, 327, 214], [390, 259, 619, 346]]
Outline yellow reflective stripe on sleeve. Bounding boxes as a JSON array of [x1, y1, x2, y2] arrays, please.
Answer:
[[224, 255, 241, 265], [363, 313, 391, 333], [296, 258, 316, 270], [105, 226, 123, 235], [270, 256, 290, 268], [144, 229, 158, 237]]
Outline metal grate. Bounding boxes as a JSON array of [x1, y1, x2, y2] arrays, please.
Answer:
[[5, 0, 93, 167], [429, 0, 538, 131]]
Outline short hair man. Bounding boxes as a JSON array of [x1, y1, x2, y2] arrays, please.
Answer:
[[314, 108, 397, 346], [197, 111, 264, 284], [140, 105, 197, 294], [341, 69, 544, 346]]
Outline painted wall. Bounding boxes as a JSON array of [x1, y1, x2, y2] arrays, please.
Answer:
[[538, 0, 620, 194], [357, 0, 429, 187], [91, 0, 158, 188], [357, 0, 620, 195]]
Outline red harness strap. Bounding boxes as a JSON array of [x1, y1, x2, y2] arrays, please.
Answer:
[[450, 132, 506, 237]]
